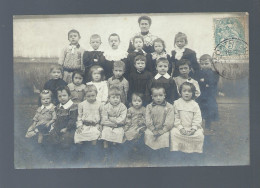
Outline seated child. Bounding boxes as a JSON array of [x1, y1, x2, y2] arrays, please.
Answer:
[[128, 55, 153, 105], [83, 34, 106, 82], [68, 70, 87, 104], [144, 87, 174, 150], [74, 85, 102, 145], [146, 57, 178, 104], [86, 65, 108, 104], [43, 64, 67, 105], [124, 93, 146, 141], [58, 29, 85, 83], [170, 82, 204, 153], [49, 85, 78, 148], [25, 90, 56, 144], [100, 86, 127, 148], [107, 61, 129, 105], [174, 59, 201, 98]]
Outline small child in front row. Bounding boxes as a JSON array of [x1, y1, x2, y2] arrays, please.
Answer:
[[107, 61, 129, 105], [100, 86, 127, 148], [86, 65, 108, 104], [144, 87, 174, 150], [58, 29, 85, 83], [124, 93, 146, 141], [25, 90, 56, 144], [74, 85, 102, 145], [174, 59, 201, 98], [170, 82, 204, 153], [68, 70, 87, 104]]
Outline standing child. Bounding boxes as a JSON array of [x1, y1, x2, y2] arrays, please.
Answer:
[[58, 29, 85, 83], [43, 64, 67, 105], [144, 87, 174, 150], [171, 32, 200, 77], [100, 86, 127, 148], [74, 85, 102, 145], [86, 65, 108, 104], [25, 90, 56, 144], [170, 82, 204, 153], [83, 34, 106, 82], [103, 33, 128, 79], [68, 70, 87, 104], [107, 61, 129, 105], [146, 58, 178, 104], [174, 59, 201, 98], [195, 54, 219, 133]]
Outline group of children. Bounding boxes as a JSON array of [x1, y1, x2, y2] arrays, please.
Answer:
[[25, 28, 219, 155]]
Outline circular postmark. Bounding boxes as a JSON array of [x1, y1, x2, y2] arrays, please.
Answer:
[[212, 37, 249, 80]]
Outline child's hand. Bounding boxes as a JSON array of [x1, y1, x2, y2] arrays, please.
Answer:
[[60, 128, 67, 133], [158, 129, 165, 135], [152, 130, 159, 136], [180, 128, 187, 135], [76, 126, 83, 134], [186, 129, 196, 136], [97, 125, 102, 132]]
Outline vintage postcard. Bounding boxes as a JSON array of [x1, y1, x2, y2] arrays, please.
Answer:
[[14, 12, 249, 168]]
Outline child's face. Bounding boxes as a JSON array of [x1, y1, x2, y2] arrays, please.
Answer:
[[51, 68, 62, 80], [181, 85, 193, 101], [90, 38, 101, 50], [57, 90, 70, 105], [73, 73, 83, 86], [109, 95, 121, 106], [134, 60, 146, 72], [133, 38, 144, 51], [152, 89, 165, 105], [154, 42, 164, 53], [92, 70, 102, 82], [175, 37, 186, 49], [41, 94, 52, 106], [113, 67, 124, 79], [179, 64, 190, 78], [68, 32, 80, 45], [132, 95, 142, 109], [200, 59, 212, 70], [109, 36, 120, 50], [85, 91, 97, 103], [156, 61, 169, 75], [139, 19, 150, 33]]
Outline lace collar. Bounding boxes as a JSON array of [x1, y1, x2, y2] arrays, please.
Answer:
[[103, 49, 128, 61]]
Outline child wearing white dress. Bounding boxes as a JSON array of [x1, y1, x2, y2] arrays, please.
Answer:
[[170, 82, 204, 153], [86, 65, 108, 104], [74, 85, 102, 145]]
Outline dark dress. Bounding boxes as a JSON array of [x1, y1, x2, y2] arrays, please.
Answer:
[[195, 69, 219, 121], [171, 48, 200, 77], [43, 79, 68, 105]]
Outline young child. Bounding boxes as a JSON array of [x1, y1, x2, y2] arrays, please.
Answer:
[[171, 32, 200, 77], [174, 59, 201, 98], [100, 86, 127, 148], [86, 65, 108, 104], [74, 85, 102, 145], [43, 64, 67, 105], [128, 55, 153, 106], [49, 86, 78, 148], [146, 58, 178, 104], [58, 29, 85, 83], [67, 70, 87, 104], [146, 38, 172, 76], [144, 87, 174, 150], [170, 82, 204, 153], [83, 34, 106, 82], [25, 90, 56, 144], [107, 61, 129, 105], [103, 33, 128, 79], [195, 54, 219, 133], [124, 93, 146, 141]]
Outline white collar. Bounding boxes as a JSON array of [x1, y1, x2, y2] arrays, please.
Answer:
[[154, 73, 171, 80], [175, 47, 185, 52], [134, 49, 146, 53], [59, 99, 73, 109], [88, 48, 104, 52], [40, 103, 54, 110]]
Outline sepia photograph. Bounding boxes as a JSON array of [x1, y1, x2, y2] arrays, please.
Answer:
[[13, 12, 249, 168]]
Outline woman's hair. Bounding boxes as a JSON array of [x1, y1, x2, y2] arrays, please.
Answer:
[[108, 33, 120, 42], [179, 82, 196, 99], [133, 35, 144, 44], [176, 59, 191, 68], [72, 70, 84, 83], [90, 34, 101, 42], [151, 87, 166, 95], [89, 65, 105, 81], [68, 29, 81, 39], [39, 90, 52, 99], [200, 54, 212, 63], [153, 38, 166, 51], [134, 55, 146, 64], [174, 32, 188, 47], [108, 86, 121, 98], [113, 61, 125, 71], [138, 15, 152, 25], [156, 57, 169, 66], [85, 84, 98, 94], [56, 85, 71, 96], [131, 92, 144, 103]]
